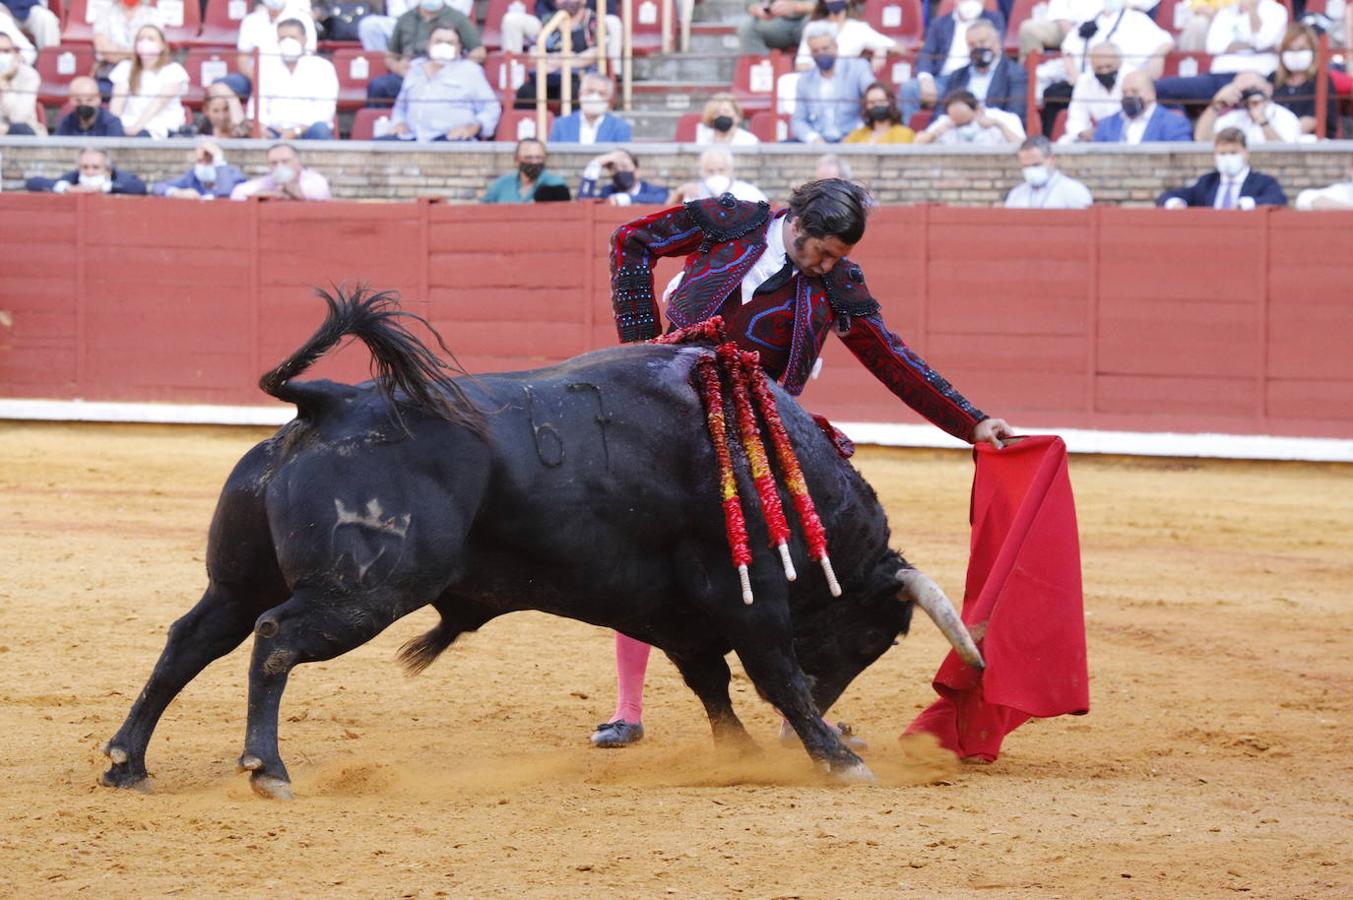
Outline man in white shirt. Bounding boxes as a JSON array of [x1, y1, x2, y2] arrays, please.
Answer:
[[914, 89, 1026, 146], [1295, 162, 1353, 210], [1194, 70, 1301, 144], [1206, 0, 1287, 76], [231, 142, 332, 201], [1005, 135, 1093, 208], [254, 18, 338, 139], [1061, 42, 1123, 142], [1018, 0, 1103, 61], [237, 0, 318, 83]]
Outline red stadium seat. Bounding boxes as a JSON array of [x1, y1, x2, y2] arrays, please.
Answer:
[[907, 108, 932, 131], [862, 0, 923, 50], [481, 0, 514, 50], [746, 109, 783, 142], [673, 111, 701, 141], [36, 46, 96, 106], [732, 53, 789, 112], [1050, 106, 1067, 140], [349, 105, 386, 139], [60, 0, 96, 46], [629, 0, 663, 53], [1002, 0, 1042, 52], [495, 107, 554, 141], [1162, 50, 1211, 78], [181, 47, 238, 108], [483, 51, 528, 94], [196, 0, 251, 49], [333, 48, 388, 111]]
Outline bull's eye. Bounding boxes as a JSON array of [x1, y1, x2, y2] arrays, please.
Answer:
[[856, 628, 888, 657]]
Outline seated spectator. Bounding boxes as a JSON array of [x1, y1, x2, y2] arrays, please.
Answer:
[[0, 9, 35, 67], [1, 0, 59, 51], [94, 0, 164, 95], [1156, 0, 1287, 106], [502, 0, 621, 61], [512, 0, 619, 108], [1157, 127, 1286, 208], [1061, 42, 1123, 143], [369, 0, 484, 106], [481, 138, 567, 203], [693, 92, 758, 145], [1194, 70, 1301, 144], [0, 30, 43, 135], [914, 88, 1025, 145], [1004, 135, 1093, 208], [1043, 1, 1173, 137], [1270, 23, 1338, 139], [26, 147, 147, 195], [234, 0, 317, 93], [901, 1, 1005, 122], [195, 81, 252, 138], [231, 142, 331, 201], [814, 152, 851, 180], [254, 18, 338, 140], [578, 149, 667, 205], [1176, 0, 1233, 53], [792, 0, 896, 73], [940, 19, 1028, 126], [359, 0, 415, 52], [1295, 161, 1353, 210], [55, 76, 127, 137], [152, 139, 247, 199], [668, 146, 768, 204], [109, 25, 188, 138], [383, 26, 498, 141], [790, 22, 873, 143], [549, 72, 631, 143], [738, 0, 815, 54], [1093, 69, 1193, 142], [1018, 0, 1099, 61], [843, 81, 914, 144]]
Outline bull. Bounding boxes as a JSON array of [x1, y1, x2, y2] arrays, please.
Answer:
[[99, 289, 982, 798]]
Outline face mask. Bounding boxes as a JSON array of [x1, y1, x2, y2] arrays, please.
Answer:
[[75, 103, 99, 123], [272, 163, 297, 184], [1103, 0, 1125, 11], [1215, 153, 1245, 178], [519, 161, 544, 180], [813, 53, 835, 73], [957, 0, 982, 21], [0, 52, 18, 76], [970, 47, 995, 68], [420, 0, 444, 11], [428, 42, 457, 61], [1095, 70, 1118, 91], [866, 104, 892, 122], [711, 114, 734, 133], [825, 0, 848, 12], [1121, 95, 1144, 118], [611, 170, 636, 191], [278, 37, 303, 62], [1022, 164, 1051, 188], [79, 172, 108, 190], [580, 96, 608, 117], [703, 174, 732, 196], [135, 39, 160, 60], [194, 163, 218, 183], [1281, 50, 1313, 72], [264, 0, 287, 9]]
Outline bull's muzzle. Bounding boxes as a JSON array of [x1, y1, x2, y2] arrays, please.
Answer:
[[895, 569, 985, 670]]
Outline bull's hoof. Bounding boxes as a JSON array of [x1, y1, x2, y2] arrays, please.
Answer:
[[249, 773, 294, 801], [99, 741, 149, 790], [830, 761, 877, 785]]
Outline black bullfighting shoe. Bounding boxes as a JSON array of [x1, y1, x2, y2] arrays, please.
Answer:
[[590, 720, 645, 748], [778, 720, 869, 751]]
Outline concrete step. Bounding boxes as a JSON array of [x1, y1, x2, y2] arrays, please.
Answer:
[[624, 107, 693, 140], [692, 0, 751, 23], [634, 49, 739, 81]]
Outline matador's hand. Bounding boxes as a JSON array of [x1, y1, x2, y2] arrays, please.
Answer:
[[973, 417, 1017, 449]]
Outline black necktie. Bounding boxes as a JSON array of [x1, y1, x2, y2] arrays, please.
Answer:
[[753, 258, 796, 296]]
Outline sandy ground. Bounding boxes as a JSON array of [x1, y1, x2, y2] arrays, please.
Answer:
[[0, 422, 1350, 898]]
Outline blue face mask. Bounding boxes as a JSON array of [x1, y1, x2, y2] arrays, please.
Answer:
[[825, 0, 848, 12], [813, 53, 835, 72], [420, 0, 443, 11]]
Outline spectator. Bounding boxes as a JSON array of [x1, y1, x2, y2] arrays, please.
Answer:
[[936, 19, 1027, 126], [383, 26, 498, 141], [152, 139, 247, 199], [109, 24, 188, 138], [0, 30, 42, 135], [1156, 0, 1287, 106], [1004, 135, 1093, 208], [668, 146, 768, 204], [1061, 42, 1123, 142], [255, 18, 338, 140], [235, 0, 318, 90], [903, 0, 1005, 121], [790, 22, 874, 143], [512, 0, 618, 108], [359, 0, 415, 52], [1270, 22, 1338, 139], [55, 76, 127, 136], [578, 148, 667, 205], [231, 142, 332, 201], [1, 0, 59, 51], [195, 81, 252, 138], [1294, 161, 1353, 210], [1157, 127, 1286, 208], [814, 152, 851, 180], [792, 0, 896, 73], [1092, 69, 1193, 142], [693, 92, 758, 145], [369, 0, 484, 106], [914, 88, 1025, 145], [843, 81, 914, 144], [501, 0, 621, 60], [738, 0, 815, 55], [481, 138, 568, 203], [0, 9, 35, 66], [1018, 0, 1099, 61], [94, 0, 164, 89], [26, 147, 147, 194], [1177, 0, 1234, 52], [549, 72, 631, 143], [1195, 70, 1301, 144]]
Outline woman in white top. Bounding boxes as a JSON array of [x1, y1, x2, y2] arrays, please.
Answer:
[[94, 0, 166, 80], [794, 0, 896, 72], [693, 92, 759, 145], [110, 24, 188, 138]]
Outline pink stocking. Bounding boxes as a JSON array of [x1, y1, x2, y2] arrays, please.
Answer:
[[610, 632, 651, 724]]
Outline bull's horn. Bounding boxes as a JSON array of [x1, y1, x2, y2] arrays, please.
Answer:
[[895, 569, 985, 670]]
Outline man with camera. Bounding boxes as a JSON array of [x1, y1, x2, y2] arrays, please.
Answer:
[[1193, 70, 1301, 144]]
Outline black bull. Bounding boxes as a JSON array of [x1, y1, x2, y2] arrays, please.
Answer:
[[100, 290, 981, 798]]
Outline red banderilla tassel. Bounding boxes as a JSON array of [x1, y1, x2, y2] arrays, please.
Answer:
[[695, 355, 754, 604]]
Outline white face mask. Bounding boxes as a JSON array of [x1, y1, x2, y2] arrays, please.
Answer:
[[79, 172, 108, 190], [1215, 152, 1246, 178], [278, 37, 303, 61], [272, 163, 298, 184], [194, 163, 217, 183], [702, 174, 732, 196], [264, 0, 287, 11], [0, 52, 16, 76], [135, 39, 160, 60], [1022, 164, 1051, 188], [956, 0, 982, 21], [1281, 50, 1313, 72], [580, 95, 608, 117], [1103, 0, 1125, 12], [428, 42, 458, 61]]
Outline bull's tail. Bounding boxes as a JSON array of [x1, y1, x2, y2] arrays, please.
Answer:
[[259, 285, 486, 437], [396, 621, 458, 676]]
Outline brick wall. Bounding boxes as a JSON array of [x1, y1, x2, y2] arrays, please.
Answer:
[[2, 136, 1350, 206]]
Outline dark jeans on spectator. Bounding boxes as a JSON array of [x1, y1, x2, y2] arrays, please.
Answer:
[[267, 122, 335, 140], [5, 123, 36, 135], [367, 73, 403, 107]]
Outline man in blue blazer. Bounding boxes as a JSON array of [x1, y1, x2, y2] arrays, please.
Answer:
[[901, 6, 1007, 123], [943, 20, 1027, 126], [1156, 128, 1286, 209], [549, 73, 634, 144], [1093, 71, 1192, 144]]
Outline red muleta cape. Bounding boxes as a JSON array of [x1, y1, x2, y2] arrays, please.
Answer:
[[905, 434, 1089, 761]]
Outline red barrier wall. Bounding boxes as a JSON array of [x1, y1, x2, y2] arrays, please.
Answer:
[[3, 195, 1352, 438]]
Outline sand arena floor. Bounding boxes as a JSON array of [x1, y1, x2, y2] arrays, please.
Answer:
[[0, 422, 1349, 897]]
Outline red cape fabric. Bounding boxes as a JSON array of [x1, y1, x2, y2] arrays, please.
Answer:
[[904, 434, 1089, 761]]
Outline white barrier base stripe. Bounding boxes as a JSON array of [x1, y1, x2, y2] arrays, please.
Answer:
[[0, 399, 1349, 463]]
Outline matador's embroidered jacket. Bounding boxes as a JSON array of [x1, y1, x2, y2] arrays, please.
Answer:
[[609, 194, 987, 442]]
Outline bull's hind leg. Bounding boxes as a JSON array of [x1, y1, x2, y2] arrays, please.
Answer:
[[101, 583, 264, 789], [665, 649, 754, 751]]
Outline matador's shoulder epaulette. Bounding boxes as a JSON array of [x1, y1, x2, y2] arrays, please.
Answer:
[[683, 194, 772, 252]]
